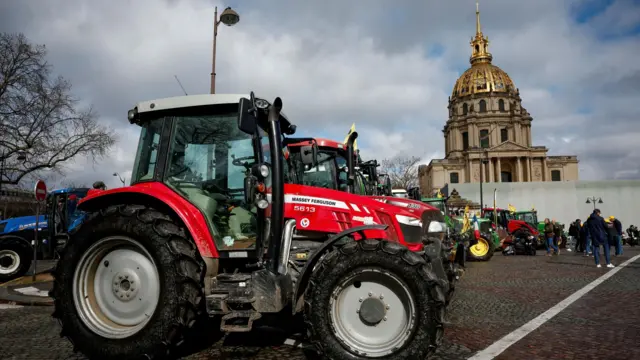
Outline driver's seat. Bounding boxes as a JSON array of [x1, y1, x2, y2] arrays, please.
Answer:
[[178, 184, 219, 220]]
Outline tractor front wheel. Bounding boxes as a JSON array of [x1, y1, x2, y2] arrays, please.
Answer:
[[50, 204, 206, 359], [304, 239, 446, 359], [0, 237, 32, 284], [467, 235, 496, 261]]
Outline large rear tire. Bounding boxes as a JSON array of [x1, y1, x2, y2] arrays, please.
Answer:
[[0, 236, 32, 284], [467, 234, 495, 261], [304, 239, 446, 359], [50, 204, 206, 359]]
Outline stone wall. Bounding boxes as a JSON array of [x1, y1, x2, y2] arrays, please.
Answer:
[[443, 180, 640, 227]]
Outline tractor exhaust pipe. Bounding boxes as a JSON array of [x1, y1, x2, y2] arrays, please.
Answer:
[[346, 131, 358, 194], [267, 97, 285, 274]]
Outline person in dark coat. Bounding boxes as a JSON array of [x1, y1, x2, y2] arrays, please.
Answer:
[[586, 209, 613, 268], [604, 217, 618, 257], [580, 220, 592, 256], [609, 216, 623, 256], [569, 219, 582, 252]]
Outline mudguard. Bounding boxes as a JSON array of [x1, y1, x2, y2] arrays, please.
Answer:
[[292, 224, 388, 314]]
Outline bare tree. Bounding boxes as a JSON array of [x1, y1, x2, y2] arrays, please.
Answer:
[[0, 33, 116, 187], [380, 155, 421, 190]]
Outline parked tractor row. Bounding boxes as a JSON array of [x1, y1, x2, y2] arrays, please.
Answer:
[[43, 93, 461, 360]]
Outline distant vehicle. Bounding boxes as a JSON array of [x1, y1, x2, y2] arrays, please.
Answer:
[[391, 188, 408, 198], [0, 187, 89, 283]]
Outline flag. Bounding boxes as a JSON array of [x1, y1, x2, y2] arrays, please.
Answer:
[[436, 188, 443, 198], [531, 205, 535, 211], [472, 212, 481, 240], [461, 205, 471, 233], [508, 204, 516, 213], [343, 123, 358, 151]]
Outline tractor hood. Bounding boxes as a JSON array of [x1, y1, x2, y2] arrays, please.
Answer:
[[369, 196, 440, 214], [0, 215, 47, 234]]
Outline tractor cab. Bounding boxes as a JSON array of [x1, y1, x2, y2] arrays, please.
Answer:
[[45, 188, 90, 255], [513, 210, 538, 229]]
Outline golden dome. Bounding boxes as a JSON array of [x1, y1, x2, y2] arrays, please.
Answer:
[[451, 2, 516, 98], [451, 63, 516, 98]]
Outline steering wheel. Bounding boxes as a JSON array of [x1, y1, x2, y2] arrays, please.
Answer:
[[231, 155, 254, 171]]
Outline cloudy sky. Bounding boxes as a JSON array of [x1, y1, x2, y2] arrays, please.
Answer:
[[1, 0, 639, 189]]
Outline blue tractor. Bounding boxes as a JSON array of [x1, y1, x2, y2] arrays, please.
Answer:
[[0, 187, 90, 283]]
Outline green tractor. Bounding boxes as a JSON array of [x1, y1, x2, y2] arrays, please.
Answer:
[[422, 197, 499, 261], [511, 210, 567, 248]]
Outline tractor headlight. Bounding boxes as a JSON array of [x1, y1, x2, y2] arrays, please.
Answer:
[[254, 98, 269, 109], [259, 164, 270, 178], [528, 235, 535, 240], [427, 221, 447, 233], [395, 214, 422, 227], [256, 198, 269, 209]]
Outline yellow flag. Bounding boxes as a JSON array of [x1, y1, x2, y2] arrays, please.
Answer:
[[343, 123, 358, 151], [436, 188, 443, 198], [531, 205, 535, 211], [508, 204, 516, 213], [461, 205, 471, 233]]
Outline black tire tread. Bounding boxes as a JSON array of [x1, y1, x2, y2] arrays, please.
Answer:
[[49, 204, 206, 360], [0, 236, 33, 283], [303, 239, 446, 360]]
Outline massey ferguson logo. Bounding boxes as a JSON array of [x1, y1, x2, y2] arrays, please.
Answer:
[[291, 196, 338, 207]]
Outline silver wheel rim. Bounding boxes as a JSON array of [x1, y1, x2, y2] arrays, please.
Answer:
[[0, 249, 20, 275], [72, 236, 161, 339], [329, 268, 416, 357]]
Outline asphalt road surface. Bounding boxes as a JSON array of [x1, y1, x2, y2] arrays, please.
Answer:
[[1, 247, 639, 360]]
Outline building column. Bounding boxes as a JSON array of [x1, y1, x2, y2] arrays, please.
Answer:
[[496, 157, 502, 182], [542, 157, 548, 181], [516, 157, 522, 181], [526, 157, 531, 182], [489, 158, 494, 182]]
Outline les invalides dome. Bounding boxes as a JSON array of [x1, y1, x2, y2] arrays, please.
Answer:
[[418, 3, 579, 197]]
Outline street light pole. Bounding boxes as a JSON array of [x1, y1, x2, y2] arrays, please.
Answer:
[[585, 196, 603, 211], [210, 7, 240, 94], [113, 173, 126, 187], [479, 152, 488, 210]]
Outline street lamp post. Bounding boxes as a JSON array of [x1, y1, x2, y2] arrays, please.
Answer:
[[113, 172, 126, 187], [210, 6, 240, 94], [479, 152, 489, 210], [585, 196, 603, 211]]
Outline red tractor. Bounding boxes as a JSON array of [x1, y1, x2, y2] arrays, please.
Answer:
[[51, 93, 450, 359], [482, 207, 539, 249]]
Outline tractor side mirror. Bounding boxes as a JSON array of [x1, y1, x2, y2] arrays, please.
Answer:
[[300, 143, 318, 166], [238, 97, 257, 134]]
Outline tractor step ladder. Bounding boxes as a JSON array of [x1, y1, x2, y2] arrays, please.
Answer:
[[220, 311, 262, 332]]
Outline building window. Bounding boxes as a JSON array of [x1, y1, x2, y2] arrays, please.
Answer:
[[551, 170, 561, 181], [479, 100, 487, 113], [462, 103, 468, 115], [498, 99, 505, 112], [500, 128, 508, 142], [462, 132, 469, 150], [450, 172, 459, 184], [480, 129, 489, 148]]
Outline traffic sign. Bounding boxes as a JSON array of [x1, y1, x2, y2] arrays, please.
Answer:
[[34, 180, 47, 202]]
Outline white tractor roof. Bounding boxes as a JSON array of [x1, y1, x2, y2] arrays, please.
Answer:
[[135, 94, 249, 113]]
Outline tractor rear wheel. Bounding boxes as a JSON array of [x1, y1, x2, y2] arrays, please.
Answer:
[[50, 204, 206, 359], [0, 236, 32, 284], [304, 239, 446, 359], [467, 234, 495, 261]]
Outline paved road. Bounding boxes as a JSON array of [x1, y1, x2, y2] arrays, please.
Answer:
[[1, 248, 638, 359]]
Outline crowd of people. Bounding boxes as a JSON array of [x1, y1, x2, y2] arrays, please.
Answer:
[[565, 209, 624, 268]]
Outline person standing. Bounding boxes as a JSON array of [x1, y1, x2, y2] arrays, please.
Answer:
[[552, 219, 563, 251], [544, 218, 559, 256], [569, 219, 582, 252], [580, 220, 592, 256], [586, 209, 613, 268], [610, 216, 623, 256], [605, 217, 618, 257]]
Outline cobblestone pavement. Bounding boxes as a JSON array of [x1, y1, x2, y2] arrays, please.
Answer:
[[1, 248, 638, 359]]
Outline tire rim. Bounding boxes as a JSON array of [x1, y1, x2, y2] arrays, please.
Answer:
[[0, 250, 20, 275], [329, 268, 416, 357], [470, 238, 489, 257], [72, 236, 160, 339]]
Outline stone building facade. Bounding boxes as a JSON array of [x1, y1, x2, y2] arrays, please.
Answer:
[[419, 4, 578, 196]]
